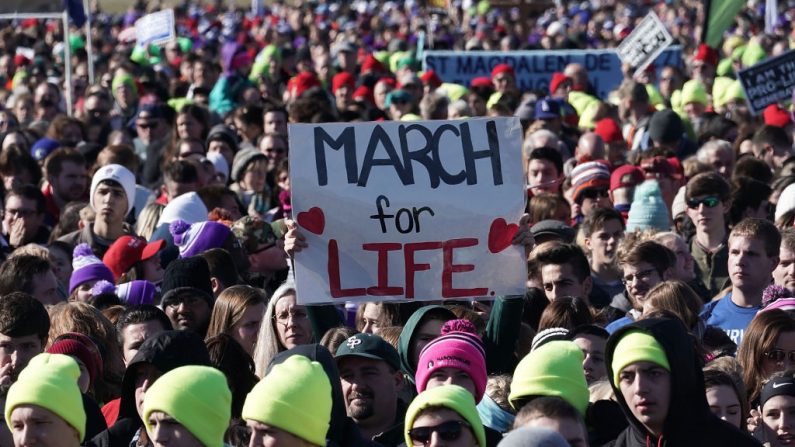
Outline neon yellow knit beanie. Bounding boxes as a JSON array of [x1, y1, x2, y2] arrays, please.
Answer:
[[5, 353, 86, 441], [611, 330, 671, 387], [404, 385, 486, 447], [143, 366, 231, 447], [509, 340, 589, 415], [242, 355, 331, 446], [681, 80, 708, 106]]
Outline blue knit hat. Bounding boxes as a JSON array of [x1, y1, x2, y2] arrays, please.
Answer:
[[626, 180, 670, 232]]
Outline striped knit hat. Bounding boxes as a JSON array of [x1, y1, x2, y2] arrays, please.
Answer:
[[414, 319, 488, 402], [571, 160, 611, 202]]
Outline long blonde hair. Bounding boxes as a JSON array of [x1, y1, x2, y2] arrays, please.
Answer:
[[252, 280, 297, 378]]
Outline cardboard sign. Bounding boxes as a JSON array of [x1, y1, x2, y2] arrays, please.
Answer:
[[738, 49, 795, 115], [135, 9, 176, 47], [289, 118, 527, 304], [616, 12, 674, 76], [423, 46, 682, 99]]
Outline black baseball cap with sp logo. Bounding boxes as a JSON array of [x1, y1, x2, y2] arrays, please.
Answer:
[[334, 333, 400, 371]]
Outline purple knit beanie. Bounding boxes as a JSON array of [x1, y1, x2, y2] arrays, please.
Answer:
[[69, 243, 115, 294], [170, 219, 232, 258], [117, 280, 158, 305], [415, 319, 488, 402]]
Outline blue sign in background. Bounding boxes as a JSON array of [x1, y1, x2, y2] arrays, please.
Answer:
[[423, 46, 683, 99]]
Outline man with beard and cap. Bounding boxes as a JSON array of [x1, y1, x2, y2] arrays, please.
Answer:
[[335, 333, 405, 446], [605, 317, 759, 446], [87, 330, 211, 447], [267, 344, 381, 447]]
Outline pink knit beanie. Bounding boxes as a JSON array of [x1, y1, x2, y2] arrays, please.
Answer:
[[414, 319, 487, 402]]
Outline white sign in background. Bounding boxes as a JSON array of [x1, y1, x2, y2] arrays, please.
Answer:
[[616, 12, 674, 77], [289, 118, 527, 304], [135, 9, 176, 47]]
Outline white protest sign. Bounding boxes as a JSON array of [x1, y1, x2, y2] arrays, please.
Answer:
[[135, 9, 176, 47], [289, 118, 527, 304], [616, 12, 674, 76]]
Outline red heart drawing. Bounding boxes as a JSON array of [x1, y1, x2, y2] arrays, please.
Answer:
[[297, 207, 325, 235], [488, 218, 518, 253]]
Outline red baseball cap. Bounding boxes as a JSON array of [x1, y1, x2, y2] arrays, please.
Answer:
[[470, 76, 493, 89], [694, 44, 719, 67], [491, 63, 515, 80], [331, 72, 356, 94], [549, 72, 571, 95], [103, 236, 166, 281], [594, 118, 624, 144], [610, 165, 645, 191], [420, 70, 442, 89]]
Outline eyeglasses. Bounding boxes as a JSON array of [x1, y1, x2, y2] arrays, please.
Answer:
[[765, 349, 795, 364], [622, 268, 659, 285], [582, 188, 609, 200], [4, 208, 37, 218], [265, 148, 285, 154], [165, 295, 203, 308], [686, 196, 720, 209], [273, 309, 308, 325], [409, 420, 472, 446], [86, 108, 109, 117]]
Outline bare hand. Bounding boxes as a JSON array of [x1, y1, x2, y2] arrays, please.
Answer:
[[9, 219, 25, 248], [284, 219, 307, 258], [0, 362, 12, 387], [748, 408, 761, 435], [511, 214, 534, 258]]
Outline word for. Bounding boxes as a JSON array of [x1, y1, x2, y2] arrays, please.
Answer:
[[369, 195, 435, 234]]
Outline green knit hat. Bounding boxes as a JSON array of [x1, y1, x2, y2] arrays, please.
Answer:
[[242, 355, 331, 446], [681, 80, 708, 106], [5, 353, 86, 441], [611, 330, 670, 387], [143, 365, 231, 447], [509, 340, 589, 415], [404, 385, 486, 447], [111, 73, 137, 96]]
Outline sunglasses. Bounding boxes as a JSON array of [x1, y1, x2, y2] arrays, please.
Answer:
[[137, 122, 158, 130], [765, 349, 795, 364], [409, 420, 471, 446], [686, 196, 720, 209], [581, 188, 609, 200]]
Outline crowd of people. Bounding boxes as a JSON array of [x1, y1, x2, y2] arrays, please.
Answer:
[[1, 0, 795, 446]]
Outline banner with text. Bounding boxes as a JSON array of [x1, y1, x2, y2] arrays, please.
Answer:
[[135, 9, 176, 47], [737, 48, 795, 115], [617, 12, 673, 76], [423, 46, 682, 99], [289, 118, 527, 304]]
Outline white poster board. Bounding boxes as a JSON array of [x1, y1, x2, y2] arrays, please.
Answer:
[[135, 9, 176, 47], [616, 12, 674, 76], [289, 118, 527, 304]]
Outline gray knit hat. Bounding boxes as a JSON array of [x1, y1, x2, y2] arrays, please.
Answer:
[[230, 149, 267, 182], [497, 427, 569, 447]]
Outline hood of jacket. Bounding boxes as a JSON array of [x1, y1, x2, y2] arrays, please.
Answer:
[[268, 344, 379, 447], [397, 305, 456, 381], [605, 317, 715, 444], [118, 330, 211, 422]]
